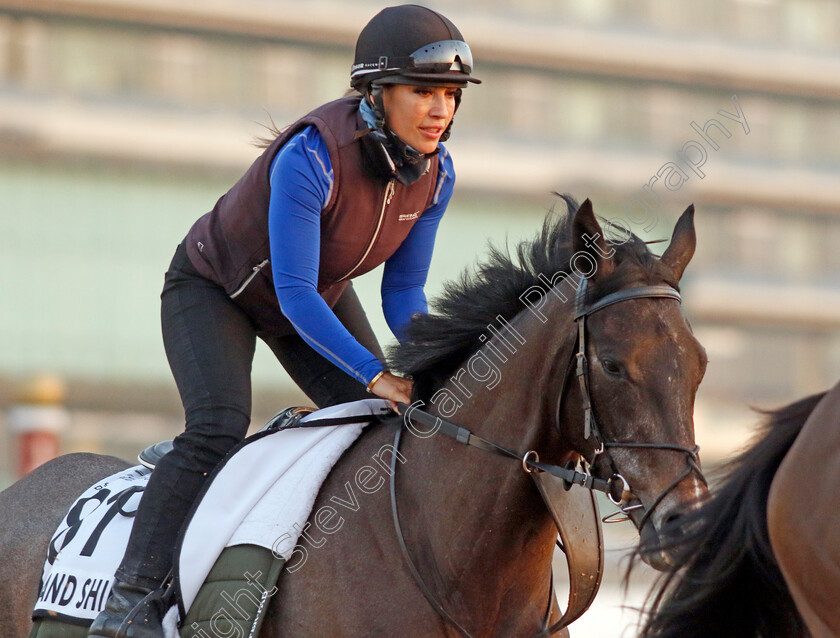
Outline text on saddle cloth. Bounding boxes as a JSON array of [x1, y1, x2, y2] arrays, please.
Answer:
[[34, 465, 150, 623]]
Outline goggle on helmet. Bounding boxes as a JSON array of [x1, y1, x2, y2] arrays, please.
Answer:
[[352, 39, 479, 88], [350, 5, 481, 91]]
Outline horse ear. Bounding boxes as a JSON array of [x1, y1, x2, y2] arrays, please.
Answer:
[[660, 204, 696, 281], [573, 198, 614, 280]]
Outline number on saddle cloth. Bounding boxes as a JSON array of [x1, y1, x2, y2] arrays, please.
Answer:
[[28, 467, 154, 638]]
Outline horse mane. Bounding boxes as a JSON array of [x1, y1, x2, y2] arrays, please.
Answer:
[[635, 391, 827, 638], [388, 195, 675, 400]]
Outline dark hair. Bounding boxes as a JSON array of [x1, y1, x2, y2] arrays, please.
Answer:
[[388, 195, 670, 399], [254, 89, 364, 149]]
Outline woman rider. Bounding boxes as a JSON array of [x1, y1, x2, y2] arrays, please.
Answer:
[[89, 4, 480, 636]]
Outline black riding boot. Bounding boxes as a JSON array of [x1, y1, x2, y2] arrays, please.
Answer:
[[87, 415, 246, 637], [87, 580, 166, 638]]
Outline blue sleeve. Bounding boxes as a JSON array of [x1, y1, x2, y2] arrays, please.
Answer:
[[381, 146, 455, 342], [269, 126, 384, 385]]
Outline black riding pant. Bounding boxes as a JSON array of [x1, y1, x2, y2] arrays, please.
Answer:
[[116, 244, 383, 589]]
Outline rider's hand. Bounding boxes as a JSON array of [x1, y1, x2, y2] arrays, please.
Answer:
[[368, 371, 413, 412]]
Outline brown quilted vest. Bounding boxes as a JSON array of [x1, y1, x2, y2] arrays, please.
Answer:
[[184, 97, 441, 335]]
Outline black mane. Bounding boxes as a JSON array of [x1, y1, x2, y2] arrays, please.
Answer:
[[388, 195, 674, 399]]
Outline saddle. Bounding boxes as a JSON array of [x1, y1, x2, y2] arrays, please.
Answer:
[[138, 406, 316, 469]]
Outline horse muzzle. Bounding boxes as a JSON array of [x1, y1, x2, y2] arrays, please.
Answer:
[[615, 476, 709, 571]]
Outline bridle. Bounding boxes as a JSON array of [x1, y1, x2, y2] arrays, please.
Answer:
[[388, 277, 707, 637], [569, 278, 706, 530]]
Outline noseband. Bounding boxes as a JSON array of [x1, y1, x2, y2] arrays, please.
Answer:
[[569, 278, 706, 529]]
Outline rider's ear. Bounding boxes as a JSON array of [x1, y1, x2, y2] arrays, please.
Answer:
[[660, 204, 696, 281], [573, 198, 615, 281]]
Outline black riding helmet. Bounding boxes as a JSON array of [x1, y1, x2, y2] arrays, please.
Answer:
[[350, 5, 480, 183], [351, 4, 481, 89]]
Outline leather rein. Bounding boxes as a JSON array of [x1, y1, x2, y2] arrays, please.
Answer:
[[387, 278, 707, 637]]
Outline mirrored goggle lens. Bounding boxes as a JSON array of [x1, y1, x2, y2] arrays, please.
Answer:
[[409, 40, 473, 74]]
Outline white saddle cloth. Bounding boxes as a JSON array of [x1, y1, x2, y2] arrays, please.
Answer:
[[176, 398, 392, 612], [33, 398, 393, 625]]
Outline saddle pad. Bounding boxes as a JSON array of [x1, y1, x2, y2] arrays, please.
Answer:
[[176, 398, 392, 614], [33, 465, 151, 623], [31, 398, 391, 627]]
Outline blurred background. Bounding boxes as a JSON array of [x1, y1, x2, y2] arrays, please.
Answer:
[[0, 0, 837, 634]]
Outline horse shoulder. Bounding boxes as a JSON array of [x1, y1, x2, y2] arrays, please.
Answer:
[[282, 422, 399, 574], [264, 424, 443, 636]]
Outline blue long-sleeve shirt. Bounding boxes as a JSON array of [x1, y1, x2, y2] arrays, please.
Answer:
[[268, 126, 454, 386]]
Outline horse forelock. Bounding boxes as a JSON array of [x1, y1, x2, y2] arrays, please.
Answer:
[[388, 195, 668, 400]]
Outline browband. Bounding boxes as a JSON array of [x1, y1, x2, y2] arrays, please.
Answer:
[[574, 278, 681, 319]]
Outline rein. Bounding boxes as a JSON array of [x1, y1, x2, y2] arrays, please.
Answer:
[[387, 278, 707, 637], [399, 404, 617, 495]]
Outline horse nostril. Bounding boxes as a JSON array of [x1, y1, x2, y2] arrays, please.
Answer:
[[664, 510, 682, 525], [660, 509, 686, 535]]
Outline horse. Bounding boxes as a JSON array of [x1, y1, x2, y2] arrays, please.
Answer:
[[637, 381, 840, 638], [0, 196, 709, 637]]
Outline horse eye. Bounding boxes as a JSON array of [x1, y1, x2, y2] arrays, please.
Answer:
[[601, 358, 622, 376]]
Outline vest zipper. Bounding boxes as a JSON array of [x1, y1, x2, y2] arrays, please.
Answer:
[[230, 258, 270, 299], [335, 179, 395, 283]]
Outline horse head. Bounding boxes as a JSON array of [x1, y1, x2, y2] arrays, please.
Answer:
[[385, 196, 710, 634], [559, 199, 709, 570]]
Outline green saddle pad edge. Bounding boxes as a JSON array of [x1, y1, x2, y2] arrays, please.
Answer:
[[28, 618, 87, 638], [27, 544, 285, 638], [182, 543, 285, 638]]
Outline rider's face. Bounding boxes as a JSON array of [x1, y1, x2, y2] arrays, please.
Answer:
[[381, 84, 458, 154]]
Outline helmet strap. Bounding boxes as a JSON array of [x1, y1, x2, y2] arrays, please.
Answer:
[[369, 85, 388, 130]]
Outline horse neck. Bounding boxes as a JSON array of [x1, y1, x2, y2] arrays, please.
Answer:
[[396, 304, 579, 633]]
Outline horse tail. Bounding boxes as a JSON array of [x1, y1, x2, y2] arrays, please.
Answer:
[[635, 391, 826, 638]]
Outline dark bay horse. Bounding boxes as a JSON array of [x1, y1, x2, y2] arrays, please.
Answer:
[[638, 381, 840, 638], [0, 197, 709, 637]]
